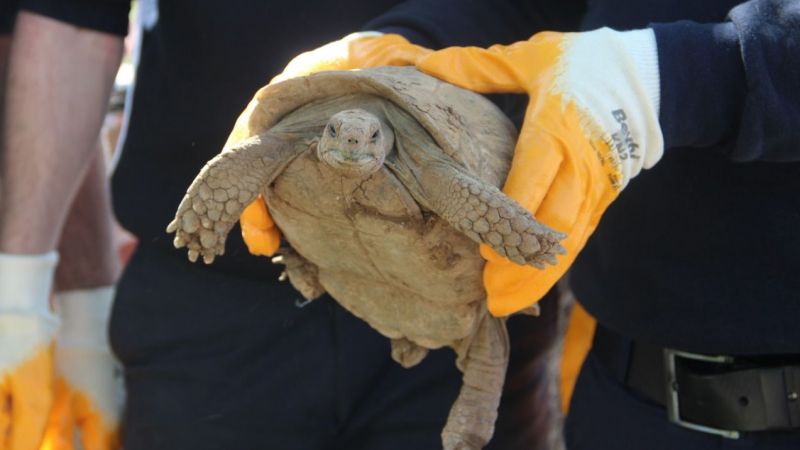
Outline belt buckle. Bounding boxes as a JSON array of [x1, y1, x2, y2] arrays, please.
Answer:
[[663, 348, 741, 439]]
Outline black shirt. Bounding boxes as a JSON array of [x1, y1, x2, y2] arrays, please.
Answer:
[[20, 0, 577, 280], [21, 0, 800, 355]]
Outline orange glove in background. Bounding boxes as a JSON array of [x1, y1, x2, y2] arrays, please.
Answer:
[[238, 32, 429, 256], [0, 252, 59, 450], [559, 301, 596, 411], [40, 288, 122, 450], [413, 28, 663, 315]]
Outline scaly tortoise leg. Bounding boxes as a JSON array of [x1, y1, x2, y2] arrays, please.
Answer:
[[271, 247, 326, 300], [421, 163, 566, 269], [390, 338, 429, 368], [444, 311, 509, 450], [167, 133, 305, 264], [381, 102, 565, 269], [390, 155, 566, 269]]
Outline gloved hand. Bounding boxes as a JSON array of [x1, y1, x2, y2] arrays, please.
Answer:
[[0, 252, 59, 450], [40, 287, 122, 450], [270, 31, 428, 83], [238, 32, 430, 256], [413, 28, 663, 315]]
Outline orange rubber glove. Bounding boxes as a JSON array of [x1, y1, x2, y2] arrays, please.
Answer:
[[239, 195, 280, 257], [413, 28, 664, 315], [238, 32, 430, 256], [40, 288, 123, 450], [0, 252, 59, 450]]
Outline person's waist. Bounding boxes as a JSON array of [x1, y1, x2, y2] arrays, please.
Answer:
[[593, 325, 800, 439], [571, 263, 800, 354]]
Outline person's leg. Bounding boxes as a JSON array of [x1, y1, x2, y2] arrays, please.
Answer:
[[336, 289, 564, 450], [110, 245, 346, 450], [110, 245, 566, 450], [323, 303, 459, 450], [487, 288, 564, 450]]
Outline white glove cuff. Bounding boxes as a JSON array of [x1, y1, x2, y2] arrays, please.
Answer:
[[0, 251, 59, 314], [559, 27, 664, 187], [55, 286, 115, 349], [53, 287, 123, 426], [341, 30, 384, 41], [615, 29, 661, 120]]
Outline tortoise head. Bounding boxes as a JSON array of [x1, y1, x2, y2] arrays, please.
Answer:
[[317, 109, 393, 178]]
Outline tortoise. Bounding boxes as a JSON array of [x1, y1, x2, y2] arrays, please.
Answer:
[[167, 66, 565, 450]]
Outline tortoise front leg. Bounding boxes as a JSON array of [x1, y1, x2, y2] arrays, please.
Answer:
[[390, 155, 566, 269], [428, 164, 566, 269], [167, 133, 304, 264], [444, 312, 509, 450], [382, 102, 565, 268]]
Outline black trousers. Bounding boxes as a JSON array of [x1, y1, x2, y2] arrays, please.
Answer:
[[110, 244, 560, 450], [565, 348, 800, 450]]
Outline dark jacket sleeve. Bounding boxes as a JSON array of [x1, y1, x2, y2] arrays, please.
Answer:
[[365, 0, 586, 49], [1, 0, 20, 34], [653, 0, 800, 161], [20, 0, 130, 36], [364, 0, 587, 128]]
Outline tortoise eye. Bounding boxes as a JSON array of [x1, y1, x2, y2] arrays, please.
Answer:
[[328, 125, 337, 138], [371, 130, 380, 140]]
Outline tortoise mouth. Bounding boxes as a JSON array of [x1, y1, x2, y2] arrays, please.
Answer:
[[320, 149, 384, 177]]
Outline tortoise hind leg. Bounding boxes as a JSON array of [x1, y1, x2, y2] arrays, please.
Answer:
[[391, 338, 429, 368], [443, 312, 509, 450], [168, 133, 305, 264], [271, 247, 326, 300]]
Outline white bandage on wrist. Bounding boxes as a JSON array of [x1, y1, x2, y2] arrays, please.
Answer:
[[0, 251, 59, 314], [54, 287, 115, 350], [557, 27, 663, 188]]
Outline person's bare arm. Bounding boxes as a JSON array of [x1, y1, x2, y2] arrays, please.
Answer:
[[0, 35, 10, 130], [0, 11, 123, 254], [54, 146, 120, 291]]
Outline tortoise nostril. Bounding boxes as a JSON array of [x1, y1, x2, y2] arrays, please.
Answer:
[[348, 138, 359, 144]]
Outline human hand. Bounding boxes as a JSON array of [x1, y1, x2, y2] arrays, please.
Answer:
[[238, 32, 430, 256], [413, 28, 663, 315], [40, 287, 122, 450], [0, 252, 59, 450]]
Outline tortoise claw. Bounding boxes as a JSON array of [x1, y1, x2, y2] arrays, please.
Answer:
[[519, 303, 541, 316]]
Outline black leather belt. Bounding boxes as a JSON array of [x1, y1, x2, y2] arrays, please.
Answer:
[[593, 325, 800, 438]]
